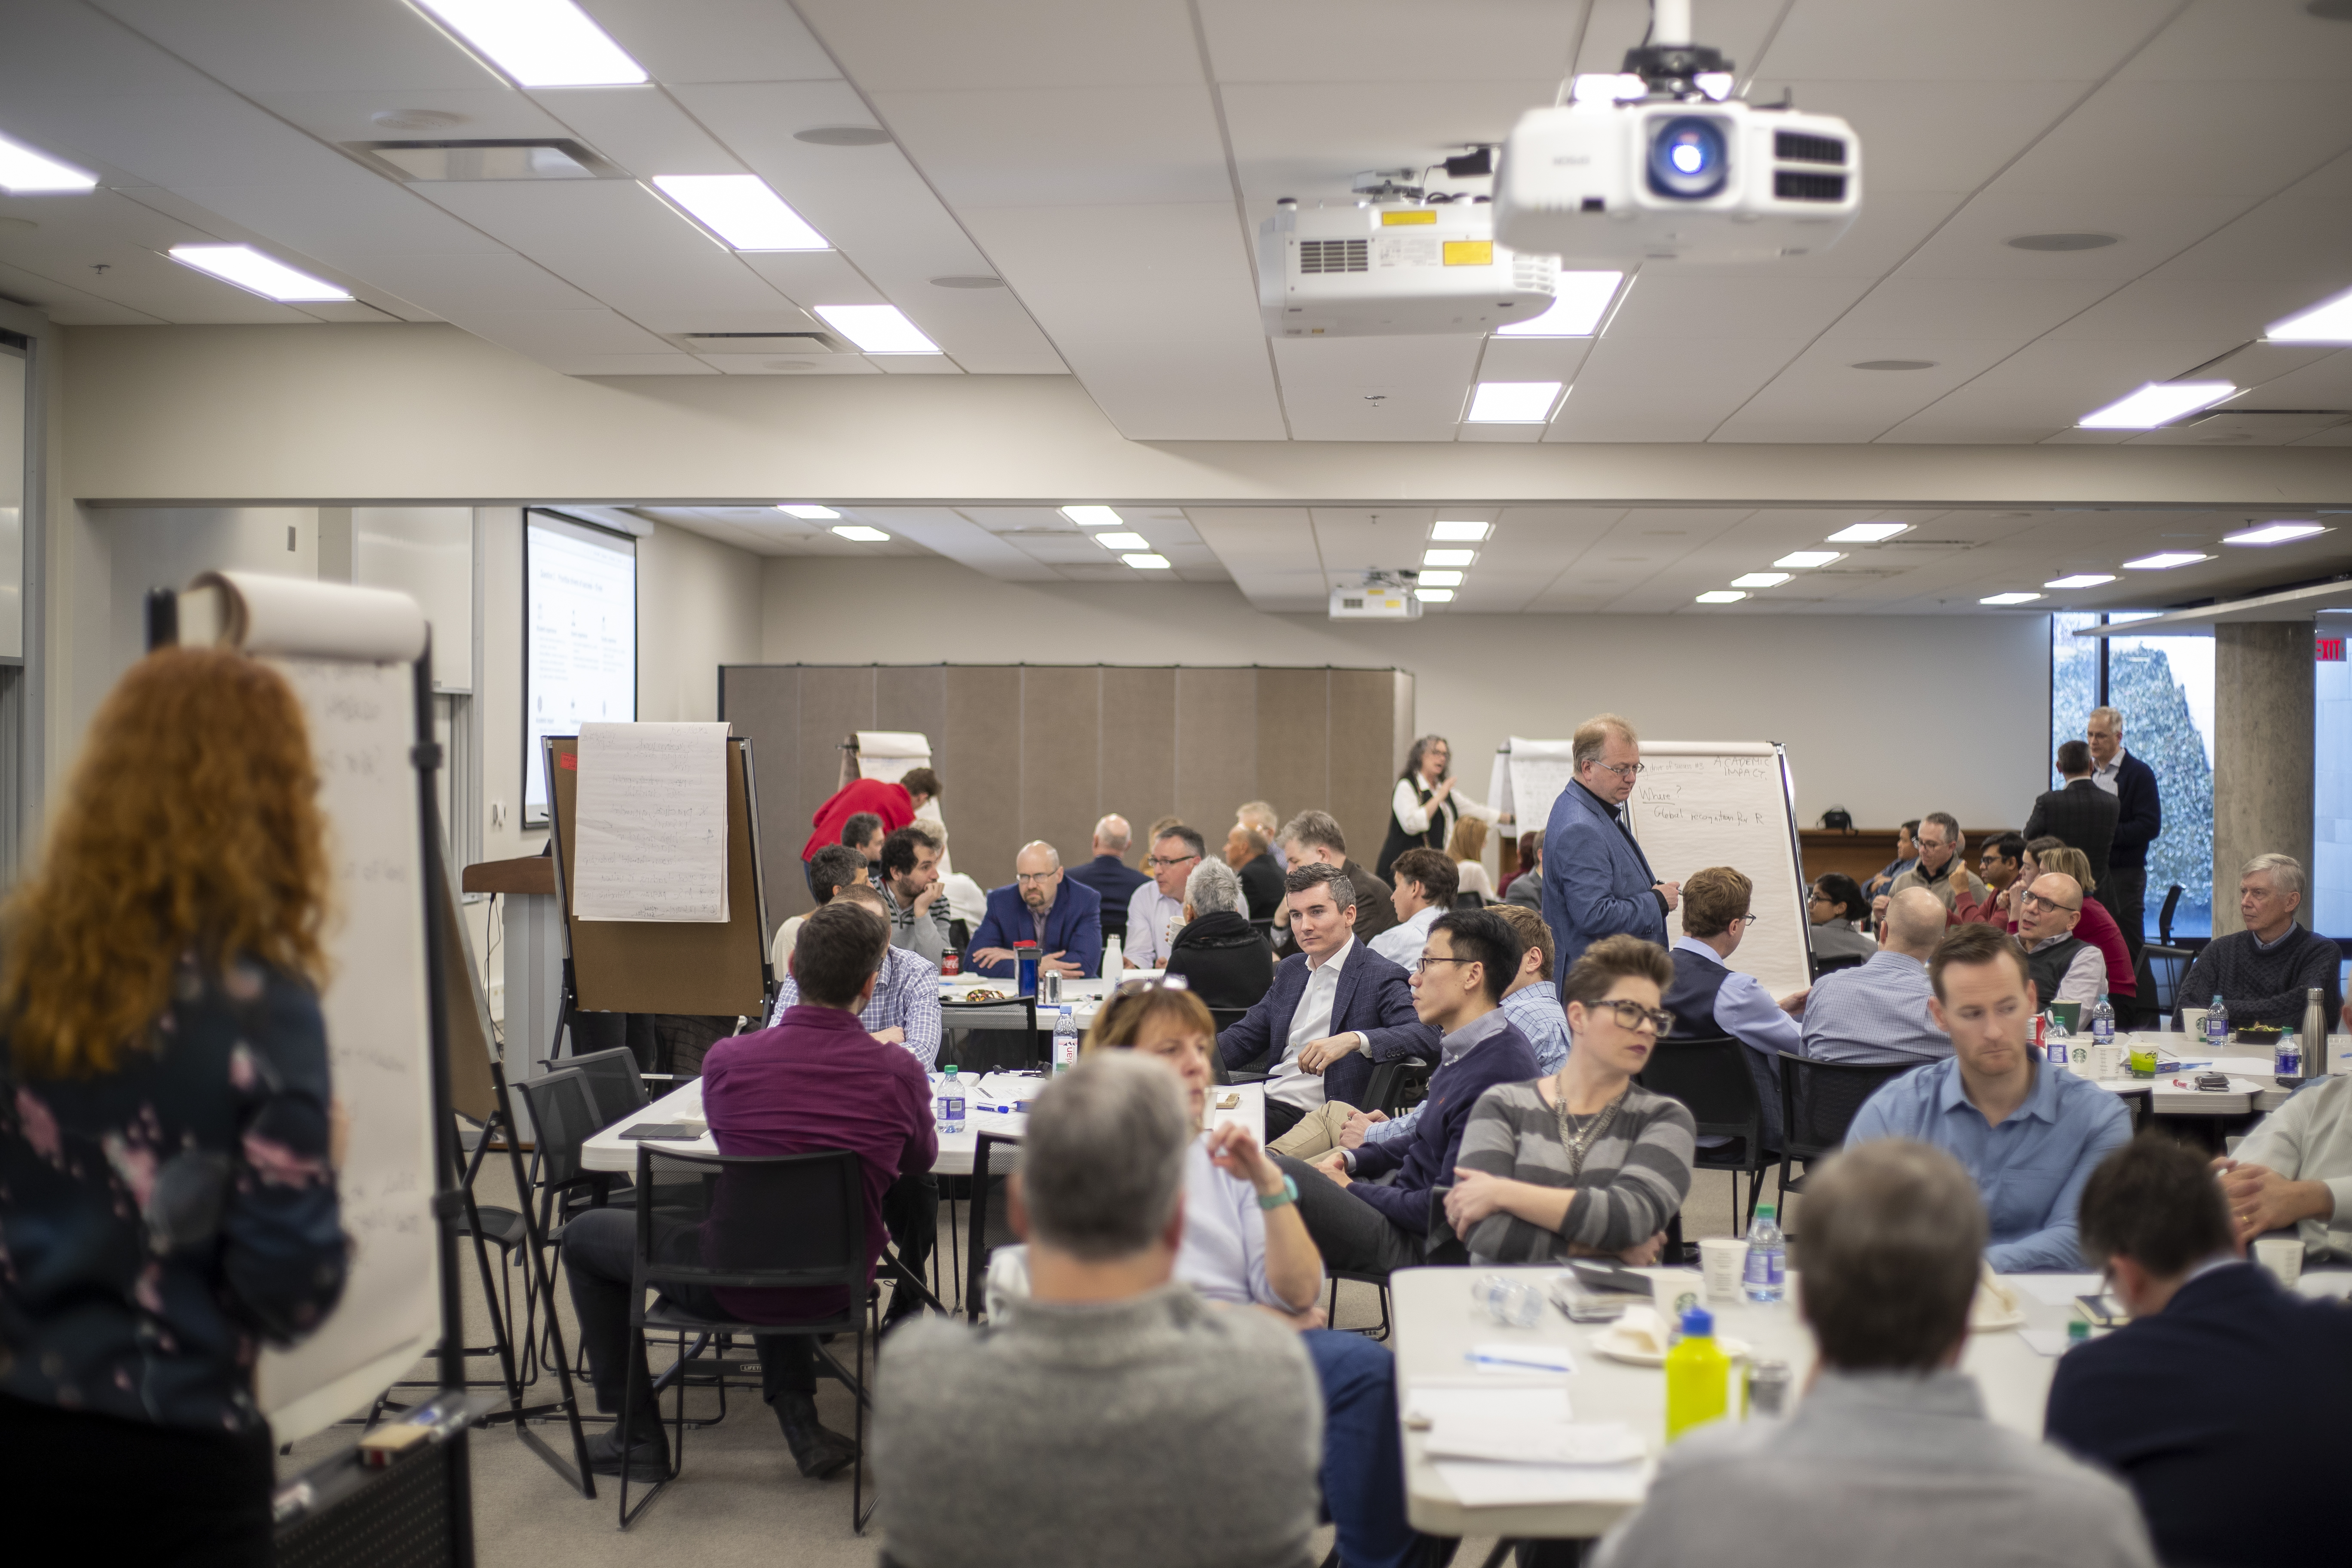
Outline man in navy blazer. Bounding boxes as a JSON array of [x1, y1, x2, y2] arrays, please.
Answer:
[[965, 841, 1102, 980], [1543, 714, 1678, 988], [1217, 864, 1436, 1140], [2047, 1135, 2352, 1568], [2086, 706, 2161, 962]]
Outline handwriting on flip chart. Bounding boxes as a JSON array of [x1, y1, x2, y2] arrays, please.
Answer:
[[573, 722, 730, 922], [1629, 748, 1810, 1001]]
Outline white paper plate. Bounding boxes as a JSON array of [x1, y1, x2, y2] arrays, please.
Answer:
[[1590, 1329, 1752, 1368]]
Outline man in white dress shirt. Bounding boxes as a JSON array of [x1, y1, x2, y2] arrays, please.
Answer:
[[1124, 825, 1204, 970], [1370, 848, 1457, 972]]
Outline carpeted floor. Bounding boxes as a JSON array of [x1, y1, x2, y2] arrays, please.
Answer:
[[280, 1159, 1772, 1564]]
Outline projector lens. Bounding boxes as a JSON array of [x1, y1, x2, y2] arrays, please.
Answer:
[[1648, 116, 1729, 199]]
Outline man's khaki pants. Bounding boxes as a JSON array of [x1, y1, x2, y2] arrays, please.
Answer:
[[1268, 1101, 1360, 1160]]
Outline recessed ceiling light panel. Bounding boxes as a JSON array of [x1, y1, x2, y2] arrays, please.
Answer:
[[1774, 551, 1842, 569], [1464, 381, 1562, 423], [793, 126, 892, 147], [1694, 590, 1746, 603], [1417, 569, 1465, 587], [1494, 271, 1624, 337], [777, 505, 838, 519], [1061, 505, 1121, 528], [813, 303, 940, 354], [2078, 381, 2234, 429], [2266, 286, 2352, 343], [653, 175, 827, 251], [831, 524, 891, 542], [0, 132, 97, 193], [2044, 574, 2116, 589], [1731, 572, 1791, 588], [1423, 548, 1476, 567], [2121, 552, 2210, 570], [1979, 592, 2043, 605], [352, 138, 616, 181], [1415, 587, 1456, 602], [168, 244, 351, 302], [1122, 554, 1171, 570], [2005, 233, 2119, 251], [1849, 359, 1935, 371], [1094, 532, 1150, 550], [413, 0, 647, 86], [2223, 521, 2328, 546], [1430, 520, 1491, 542], [1826, 521, 1910, 543]]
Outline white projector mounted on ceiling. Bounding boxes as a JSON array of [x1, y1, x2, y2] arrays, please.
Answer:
[[1329, 575, 1424, 621], [1494, 1, 1859, 265], [1261, 198, 1556, 338]]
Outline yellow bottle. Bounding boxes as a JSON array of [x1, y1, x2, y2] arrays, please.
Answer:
[[1664, 1306, 1730, 1442]]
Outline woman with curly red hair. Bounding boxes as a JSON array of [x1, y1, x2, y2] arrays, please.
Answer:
[[0, 646, 349, 1565]]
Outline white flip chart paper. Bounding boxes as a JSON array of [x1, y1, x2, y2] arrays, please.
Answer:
[[573, 721, 730, 922]]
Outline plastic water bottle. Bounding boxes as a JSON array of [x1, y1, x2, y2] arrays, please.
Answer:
[[2045, 1010, 2070, 1068], [2090, 994, 2115, 1051], [936, 1066, 966, 1134], [1664, 1307, 1731, 1441], [1473, 1274, 1544, 1328], [1743, 1204, 1786, 1303], [1051, 1005, 1079, 1075], [2205, 993, 2230, 1051]]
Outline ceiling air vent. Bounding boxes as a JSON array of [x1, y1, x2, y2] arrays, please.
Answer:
[[1298, 239, 1369, 274], [344, 139, 625, 181], [673, 331, 852, 355]]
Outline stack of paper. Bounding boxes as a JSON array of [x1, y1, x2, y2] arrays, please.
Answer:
[[1408, 1384, 1652, 1508]]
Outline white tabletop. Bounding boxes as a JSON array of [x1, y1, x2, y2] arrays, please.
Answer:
[[580, 1069, 1263, 1179], [2082, 1040, 2304, 1115], [1391, 1261, 2351, 1540], [937, 970, 1164, 1028]]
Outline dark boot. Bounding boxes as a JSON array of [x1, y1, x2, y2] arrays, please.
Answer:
[[585, 1419, 669, 1482], [772, 1392, 858, 1479]]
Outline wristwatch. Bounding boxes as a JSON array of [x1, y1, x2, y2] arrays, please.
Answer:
[[1257, 1174, 1300, 1211]]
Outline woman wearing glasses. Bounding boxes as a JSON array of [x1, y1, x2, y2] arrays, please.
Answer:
[[1445, 936, 1697, 1266], [1377, 734, 1504, 883]]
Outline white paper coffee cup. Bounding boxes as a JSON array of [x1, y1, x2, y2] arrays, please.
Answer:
[[1698, 1236, 1747, 1302], [2253, 1236, 2303, 1289]]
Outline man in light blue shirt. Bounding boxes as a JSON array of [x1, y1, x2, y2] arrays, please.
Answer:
[[1802, 887, 1953, 1066], [1847, 923, 2130, 1271]]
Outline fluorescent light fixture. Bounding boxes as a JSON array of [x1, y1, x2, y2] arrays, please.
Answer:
[[1494, 271, 1624, 337], [2122, 551, 2209, 570], [1465, 381, 1563, 423], [1826, 521, 1910, 543], [1430, 520, 1491, 542], [1094, 531, 1150, 550], [652, 175, 827, 251], [831, 524, 891, 543], [777, 504, 838, 519], [2044, 574, 2116, 589], [1571, 73, 1648, 102], [413, 0, 647, 86], [1730, 572, 1791, 588], [1415, 588, 1456, 602], [1694, 590, 1747, 604], [1979, 592, 2043, 605], [1061, 505, 1122, 529], [0, 132, 97, 193], [2077, 381, 2233, 429], [1695, 72, 1734, 100], [1423, 548, 1476, 568], [1122, 553, 1171, 570], [812, 303, 940, 354], [2265, 286, 2352, 343], [2223, 521, 2328, 546], [1417, 570, 1465, 588], [167, 245, 351, 302], [1774, 551, 1842, 569]]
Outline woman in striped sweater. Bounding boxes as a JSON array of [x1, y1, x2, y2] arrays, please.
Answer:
[[1446, 934, 1697, 1265]]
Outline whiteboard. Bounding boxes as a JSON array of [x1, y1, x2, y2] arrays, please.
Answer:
[[181, 573, 441, 1446], [1494, 737, 1580, 845], [1626, 743, 1812, 1001]]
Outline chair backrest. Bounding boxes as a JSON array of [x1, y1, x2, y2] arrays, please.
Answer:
[[1637, 1036, 1763, 1148], [1775, 1052, 1914, 1165], [1361, 1057, 1435, 1119], [1452, 891, 1485, 910], [567, 1046, 648, 1128], [514, 1069, 599, 1191], [2142, 945, 2194, 1015], [1810, 952, 1866, 978], [942, 997, 1041, 1072], [634, 1145, 866, 1295], [2158, 882, 2185, 945], [965, 1132, 1022, 1321], [1099, 905, 1129, 942]]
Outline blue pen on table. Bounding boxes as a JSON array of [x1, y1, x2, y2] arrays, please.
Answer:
[[1465, 1350, 1574, 1373]]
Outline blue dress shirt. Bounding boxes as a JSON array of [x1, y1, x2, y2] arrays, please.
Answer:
[[1672, 936, 1801, 1060], [1365, 980, 1568, 1148], [1847, 1057, 2131, 1271], [1801, 950, 1952, 1066], [769, 941, 943, 1069]]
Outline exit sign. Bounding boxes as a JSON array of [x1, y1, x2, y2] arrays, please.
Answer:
[[2320, 637, 2346, 662]]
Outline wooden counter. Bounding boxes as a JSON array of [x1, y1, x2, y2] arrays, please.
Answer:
[[461, 855, 556, 897], [1799, 828, 2013, 885]]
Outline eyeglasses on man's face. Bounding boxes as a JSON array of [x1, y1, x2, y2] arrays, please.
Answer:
[[2019, 891, 2078, 915], [1592, 761, 1645, 779], [1015, 870, 1058, 885], [1588, 998, 1676, 1035], [1414, 954, 1479, 976]]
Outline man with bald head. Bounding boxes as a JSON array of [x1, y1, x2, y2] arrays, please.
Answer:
[[1067, 813, 1150, 937], [2017, 871, 2105, 1008], [1800, 887, 1958, 1066], [967, 841, 1103, 980]]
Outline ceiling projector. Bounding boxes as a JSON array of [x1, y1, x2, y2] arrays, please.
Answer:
[[1261, 193, 1556, 338], [1328, 574, 1424, 621], [1494, 2, 1859, 265]]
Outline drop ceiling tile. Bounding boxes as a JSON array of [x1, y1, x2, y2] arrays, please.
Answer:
[[89, 0, 495, 94], [867, 86, 1231, 208], [0, 257, 165, 324], [859, 508, 1065, 581], [1743, 190, 1966, 282], [1882, 333, 2256, 441], [251, 87, 575, 145], [1712, 341, 2030, 442], [1472, 336, 1595, 382], [733, 251, 883, 308], [1456, 423, 1548, 443], [1754, 0, 2177, 80], [1271, 336, 1482, 441], [1896, 193, 2252, 282], [872, 354, 965, 373], [1218, 78, 1566, 214], [1547, 338, 1813, 441], [1197, 0, 1583, 83], [699, 355, 880, 375], [446, 307, 676, 357], [582, 0, 843, 84], [2236, 350, 2352, 410], [530, 86, 745, 177], [1828, 277, 2111, 341], [2120, 0, 2352, 83], [793, 0, 1207, 91], [1742, 78, 2093, 194], [356, 251, 601, 312], [1998, 83, 2352, 203], [545, 352, 719, 376], [1599, 273, 1874, 341]]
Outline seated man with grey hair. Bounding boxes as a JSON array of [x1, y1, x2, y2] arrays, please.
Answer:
[[874, 1053, 1323, 1568], [2174, 853, 2341, 1030], [1163, 857, 1275, 1011], [1595, 1140, 2155, 1568]]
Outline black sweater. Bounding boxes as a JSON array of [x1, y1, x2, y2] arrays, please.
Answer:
[[2173, 924, 2342, 1030]]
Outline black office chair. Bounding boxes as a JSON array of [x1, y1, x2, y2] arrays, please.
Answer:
[[619, 1145, 880, 1531], [940, 996, 1040, 1073], [1809, 952, 1866, 979], [1211, 1007, 1271, 1085], [1422, 1185, 1469, 1268], [1359, 1057, 1434, 1120], [1773, 1053, 1916, 1204], [962, 1132, 1021, 1323], [1640, 1035, 1774, 1236], [2141, 944, 2194, 1020], [2157, 882, 2185, 946], [1452, 891, 1486, 910]]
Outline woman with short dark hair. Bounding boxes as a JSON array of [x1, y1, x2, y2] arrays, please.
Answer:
[[1809, 872, 1879, 961]]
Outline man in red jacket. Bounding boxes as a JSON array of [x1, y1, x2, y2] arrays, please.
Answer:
[[802, 767, 940, 894]]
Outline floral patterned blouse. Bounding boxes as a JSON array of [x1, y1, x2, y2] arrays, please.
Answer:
[[1, 954, 347, 1433]]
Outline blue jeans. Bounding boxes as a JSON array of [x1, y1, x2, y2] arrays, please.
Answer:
[[1304, 1328, 1429, 1568]]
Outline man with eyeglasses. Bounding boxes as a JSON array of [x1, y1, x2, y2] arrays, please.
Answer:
[[2016, 872, 2106, 1008], [967, 841, 1103, 980], [1664, 866, 1806, 1154], [1123, 825, 1206, 971], [1879, 812, 1987, 928], [1542, 713, 1676, 988]]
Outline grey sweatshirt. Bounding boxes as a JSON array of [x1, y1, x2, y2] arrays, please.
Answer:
[[873, 1281, 1322, 1568]]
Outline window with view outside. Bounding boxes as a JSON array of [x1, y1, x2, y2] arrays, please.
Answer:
[[2107, 633, 2214, 940], [2052, 614, 2100, 786], [2315, 637, 2352, 938]]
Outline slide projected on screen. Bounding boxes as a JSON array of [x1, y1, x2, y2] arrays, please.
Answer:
[[526, 511, 635, 824]]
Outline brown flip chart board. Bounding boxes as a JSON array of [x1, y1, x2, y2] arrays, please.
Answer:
[[434, 838, 499, 1126], [544, 733, 772, 1017]]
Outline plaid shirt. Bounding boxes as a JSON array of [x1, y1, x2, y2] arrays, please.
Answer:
[[768, 941, 942, 1069]]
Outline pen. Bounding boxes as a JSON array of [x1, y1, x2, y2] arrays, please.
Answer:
[[1464, 1352, 1574, 1372]]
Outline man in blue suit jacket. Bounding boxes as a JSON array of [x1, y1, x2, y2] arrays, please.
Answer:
[[965, 841, 1102, 980], [1217, 864, 1437, 1141], [1543, 714, 1677, 987], [2047, 1135, 2352, 1568]]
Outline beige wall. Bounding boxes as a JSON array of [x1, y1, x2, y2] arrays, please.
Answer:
[[638, 519, 763, 724], [762, 554, 2052, 885]]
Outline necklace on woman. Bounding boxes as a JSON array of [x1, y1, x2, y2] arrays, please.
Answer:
[[1553, 1081, 1629, 1179]]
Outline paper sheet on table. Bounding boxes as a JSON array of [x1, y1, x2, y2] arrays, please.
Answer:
[[2017, 1329, 2076, 1357], [573, 722, 729, 922], [1435, 1459, 1652, 1508], [1406, 1386, 1573, 1426], [2010, 1273, 2103, 1307], [1425, 1422, 1644, 1467]]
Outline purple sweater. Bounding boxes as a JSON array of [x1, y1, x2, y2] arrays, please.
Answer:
[[1347, 1010, 1540, 1234]]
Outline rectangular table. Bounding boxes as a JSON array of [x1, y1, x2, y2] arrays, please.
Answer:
[[1392, 1262, 2349, 1541]]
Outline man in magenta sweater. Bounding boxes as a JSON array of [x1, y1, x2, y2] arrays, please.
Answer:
[[562, 902, 937, 1482]]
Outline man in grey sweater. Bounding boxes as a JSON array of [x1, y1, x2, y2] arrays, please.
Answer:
[[1596, 1140, 2155, 1568], [873, 1053, 1323, 1568]]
